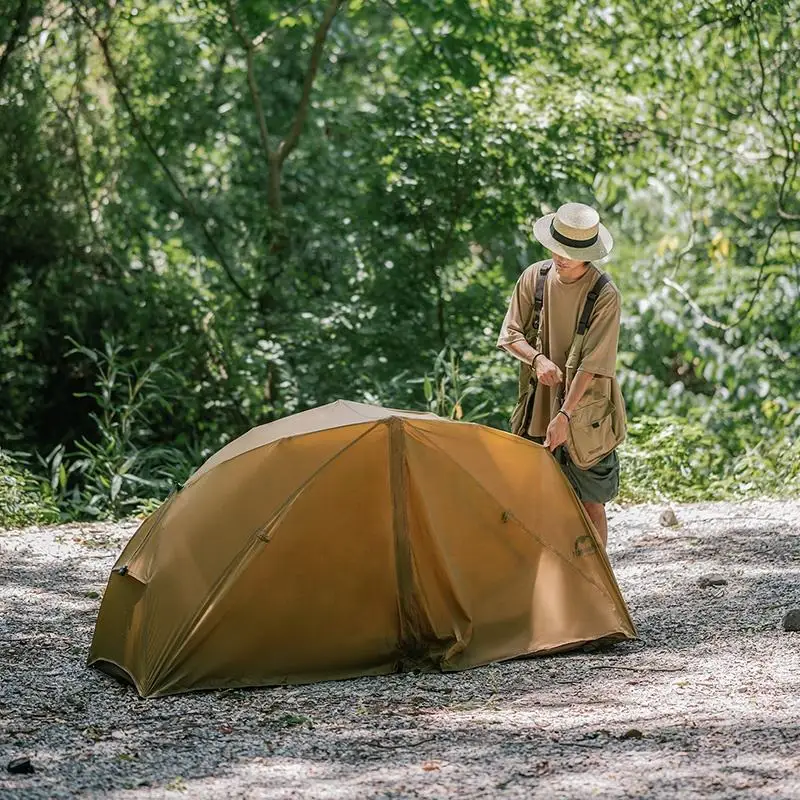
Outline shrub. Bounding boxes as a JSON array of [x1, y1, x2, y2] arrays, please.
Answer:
[[0, 450, 59, 529]]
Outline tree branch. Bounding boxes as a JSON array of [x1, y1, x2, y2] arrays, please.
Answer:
[[252, 0, 308, 49], [662, 276, 728, 331], [40, 79, 118, 273], [379, 0, 433, 57], [748, 6, 799, 224], [224, 0, 272, 198], [731, 219, 784, 325], [71, 2, 253, 301], [662, 219, 784, 332], [276, 0, 344, 166]]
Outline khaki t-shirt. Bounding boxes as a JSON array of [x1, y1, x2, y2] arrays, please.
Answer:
[[497, 260, 623, 437]]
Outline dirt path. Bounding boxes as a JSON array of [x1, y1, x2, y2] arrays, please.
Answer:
[[1, 500, 798, 799]]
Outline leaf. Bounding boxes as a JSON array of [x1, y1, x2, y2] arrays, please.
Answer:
[[454, 402, 463, 420], [50, 445, 64, 473], [111, 475, 123, 501], [122, 474, 163, 488]]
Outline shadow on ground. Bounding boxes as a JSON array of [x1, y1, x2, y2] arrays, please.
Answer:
[[1, 505, 798, 799]]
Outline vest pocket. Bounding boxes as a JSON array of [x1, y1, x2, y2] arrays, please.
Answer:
[[567, 399, 616, 469]]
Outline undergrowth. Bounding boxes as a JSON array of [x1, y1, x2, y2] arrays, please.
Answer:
[[2, 344, 798, 529]]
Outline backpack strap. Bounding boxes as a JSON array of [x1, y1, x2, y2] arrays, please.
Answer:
[[517, 262, 552, 437], [525, 261, 552, 345], [576, 272, 610, 335], [563, 272, 611, 394]]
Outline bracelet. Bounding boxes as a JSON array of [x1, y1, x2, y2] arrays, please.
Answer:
[[531, 353, 544, 369], [557, 409, 571, 423]]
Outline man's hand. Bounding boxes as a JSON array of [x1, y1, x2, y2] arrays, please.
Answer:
[[534, 356, 564, 387], [543, 412, 569, 451]]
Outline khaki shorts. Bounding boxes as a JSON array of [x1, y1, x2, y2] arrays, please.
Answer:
[[530, 437, 620, 504]]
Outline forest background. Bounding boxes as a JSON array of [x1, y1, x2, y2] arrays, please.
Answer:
[[1, 0, 798, 525]]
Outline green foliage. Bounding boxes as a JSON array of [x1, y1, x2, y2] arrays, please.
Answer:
[[0, 0, 798, 517], [619, 412, 800, 504], [45, 337, 198, 520], [0, 450, 59, 529], [416, 348, 490, 422]]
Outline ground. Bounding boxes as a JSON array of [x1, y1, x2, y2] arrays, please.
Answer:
[[1, 500, 798, 799]]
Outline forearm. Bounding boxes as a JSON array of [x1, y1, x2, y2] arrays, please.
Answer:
[[503, 339, 540, 368], [561, 370, 594, 415]]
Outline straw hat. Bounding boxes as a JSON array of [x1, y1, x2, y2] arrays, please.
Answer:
[[533, 202, 613, 261]]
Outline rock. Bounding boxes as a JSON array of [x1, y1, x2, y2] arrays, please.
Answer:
[[620, 728, 644, 740], [7, 757, 34, 775], [698, 574, 728, 589], [660, 508, 679, 527], [782, 609, 800, 631]]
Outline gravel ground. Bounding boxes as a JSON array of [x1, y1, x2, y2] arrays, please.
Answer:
[[1, 499, 799, 799]]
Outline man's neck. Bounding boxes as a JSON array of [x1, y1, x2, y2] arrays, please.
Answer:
[[557, 262, 591, 284]]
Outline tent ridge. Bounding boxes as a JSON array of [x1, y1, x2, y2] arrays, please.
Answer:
[[388, 417, 439, 665]]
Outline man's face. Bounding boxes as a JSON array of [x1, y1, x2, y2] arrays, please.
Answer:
[[552, 252, 588, 273]]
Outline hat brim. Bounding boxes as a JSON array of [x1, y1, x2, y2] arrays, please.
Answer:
[[533, 214, 613, 261]]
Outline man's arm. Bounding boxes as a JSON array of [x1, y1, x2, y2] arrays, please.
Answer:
[[503, 340, 563, 387], [503, 338, 539, 368], [561, 370, 594, 417], [497, 266, 563, 386]]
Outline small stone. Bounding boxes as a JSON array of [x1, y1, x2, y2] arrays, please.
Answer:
[[7, 757, 34, 775], [660, 508, 679, 527], [698, 574, 728, 588], [782, 609, 800, 632], [620, 728, 643, 740]]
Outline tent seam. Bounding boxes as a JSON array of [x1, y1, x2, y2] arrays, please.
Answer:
[[405, 422, 631, 621], [411, 419, 636, 630]]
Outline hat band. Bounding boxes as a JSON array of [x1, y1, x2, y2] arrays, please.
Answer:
[[550, 220, 598, 249]]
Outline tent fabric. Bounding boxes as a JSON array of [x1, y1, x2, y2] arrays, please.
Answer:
[[88, 400, 636, 697]]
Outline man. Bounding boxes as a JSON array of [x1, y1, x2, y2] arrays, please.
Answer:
[[497, 202, 626, 546]]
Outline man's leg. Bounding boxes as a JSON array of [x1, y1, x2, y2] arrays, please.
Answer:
[[529, 440, 617, 547], [582, 501, 608, 547]]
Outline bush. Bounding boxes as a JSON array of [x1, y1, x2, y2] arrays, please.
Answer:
[[618, 410, 800, 504], [0, 450, 59, 529], [49, 337, 203, 520]]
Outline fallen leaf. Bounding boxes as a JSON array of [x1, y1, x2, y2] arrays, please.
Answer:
[[422, 760, 440, 771]]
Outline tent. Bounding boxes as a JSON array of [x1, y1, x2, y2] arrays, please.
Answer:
[[89, 400, 636, 697]]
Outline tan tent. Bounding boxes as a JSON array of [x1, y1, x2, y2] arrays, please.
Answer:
[[89, 400, 636, 697]]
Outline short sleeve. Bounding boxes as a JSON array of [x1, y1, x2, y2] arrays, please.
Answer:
[[496, 266, 537, 350], [576, 285, 621, 378]]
